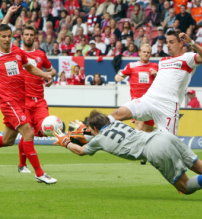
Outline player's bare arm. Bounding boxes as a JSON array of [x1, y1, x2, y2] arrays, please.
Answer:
[[45, 67, 56, 87], [24, 63, 53, 81], [54, 132, 87, 156], [1, 5, 21, 24], [114, 72, 126, 82], [179, 32, 202, 63]]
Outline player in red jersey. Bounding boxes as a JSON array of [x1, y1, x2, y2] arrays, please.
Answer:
[[0, 24, 57, 184], [17, 25, 57, 173], [115, 44, 158, 132]]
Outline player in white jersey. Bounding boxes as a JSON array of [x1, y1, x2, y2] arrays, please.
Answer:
[[110, 30, 202, 134], [54, 110, 202, 195]]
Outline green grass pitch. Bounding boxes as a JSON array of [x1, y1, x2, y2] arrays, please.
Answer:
[[0, 146, 202, 219]]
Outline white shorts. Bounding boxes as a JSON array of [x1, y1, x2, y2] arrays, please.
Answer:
[[123, 95, 179, 135]]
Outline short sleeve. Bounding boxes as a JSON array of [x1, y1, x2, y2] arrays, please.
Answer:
[[183, 52, 198, 68], [120, 63, 132, 76], [20, 49, 28, 65], [83, 136, 103, 155], [42, 52, 52, 69]]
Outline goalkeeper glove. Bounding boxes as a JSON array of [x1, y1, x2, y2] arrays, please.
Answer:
[[54, 131, 71, 148]]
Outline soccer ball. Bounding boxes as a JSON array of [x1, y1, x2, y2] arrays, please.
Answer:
[[42, 115, 64, 136]]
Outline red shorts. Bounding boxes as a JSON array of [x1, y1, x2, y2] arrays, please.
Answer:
[[25, 96, 49, 136], [1, 100, 27, 130]]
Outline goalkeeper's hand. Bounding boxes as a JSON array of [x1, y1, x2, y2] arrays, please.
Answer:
[[69, 120, 85, 132], [54, 131, 71, 148], [70, 133, 89, 146]]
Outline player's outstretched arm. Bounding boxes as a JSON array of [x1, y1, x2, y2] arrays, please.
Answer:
[[2, 5, 21, 24], [179, 32, 202, 63], [24, 64, 53, 81], [54, 132, 87, 156]]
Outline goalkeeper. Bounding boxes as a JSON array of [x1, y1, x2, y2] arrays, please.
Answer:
[[55, 110, 202, 195]]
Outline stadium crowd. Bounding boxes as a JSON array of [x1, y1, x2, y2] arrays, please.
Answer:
[[1, 0, 202, 57], [1, 0, 202, 86]]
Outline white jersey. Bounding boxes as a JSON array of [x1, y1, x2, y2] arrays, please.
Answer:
[[145, 52, 198, 104]]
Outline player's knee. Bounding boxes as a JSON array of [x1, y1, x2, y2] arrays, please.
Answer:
[[111, 107, 132, 121], [2, 137, 15, 146], [20, 125, 34, 141]]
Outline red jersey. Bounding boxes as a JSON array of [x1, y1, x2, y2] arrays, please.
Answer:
[[0, 45, 28, 102], [120, 61, 158, 99], [187, 97, 201, 108], [23, 49, 52, 98]]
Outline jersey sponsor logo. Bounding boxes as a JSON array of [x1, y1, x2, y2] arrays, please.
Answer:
[[20, 115, 26, 121], [5, 61, 20, 76], [160, 61, 182, 69], [138, 72, 149, 83]]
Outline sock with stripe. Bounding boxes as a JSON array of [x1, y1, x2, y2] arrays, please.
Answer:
[[18, 138, 27, 167]]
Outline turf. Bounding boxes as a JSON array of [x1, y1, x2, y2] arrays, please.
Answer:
[[0, 146, 202, 219]]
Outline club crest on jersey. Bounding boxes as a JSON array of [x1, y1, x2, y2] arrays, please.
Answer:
[[160, 61, 182, 69], [20, 115, 26, 121], [36, 57, 41, 63], [16, 55, 22, 61]]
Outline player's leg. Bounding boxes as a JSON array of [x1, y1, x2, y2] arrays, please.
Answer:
[[111, 98, 152, 122], [17, 123, 45, 176], [0, 126, 18, 146], [167, 133, 202, 194], [110, 106, 133, 121], [32, 99, 49, 137], [174, 172, 202, 194]]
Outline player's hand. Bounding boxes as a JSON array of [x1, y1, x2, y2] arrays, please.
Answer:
[[179, 33, 192, 44], [69, 120, 86, 133], [150, 68, 157, 75], [45, 78, 53, 87], [53, 131, 71, 148], [43, 71, 53, 81], [70, 132, 89, 146]]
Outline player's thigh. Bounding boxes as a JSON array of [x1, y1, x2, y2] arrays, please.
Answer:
[[1, 101, 27, 130], [17, 123, 34, 140], [144, 133, 188, 184], [152, 112, 179, 135], [2, 126, 18, 146], [122, 98, 153, 121], [111, 106, 133, 121]]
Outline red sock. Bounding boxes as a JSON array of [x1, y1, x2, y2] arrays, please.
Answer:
[[0, 136, 3, 147], [18, 138, 27, 167], [23, 141, 44, 177]]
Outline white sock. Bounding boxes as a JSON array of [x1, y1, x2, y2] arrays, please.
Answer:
[[186, 175, 202, 194]]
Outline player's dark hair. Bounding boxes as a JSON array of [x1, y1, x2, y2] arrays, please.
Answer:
[[22, 26, 37, 35], [166, 29, 181, 42], [87, 110, 110, 131], [0, 24, 11, 32]]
